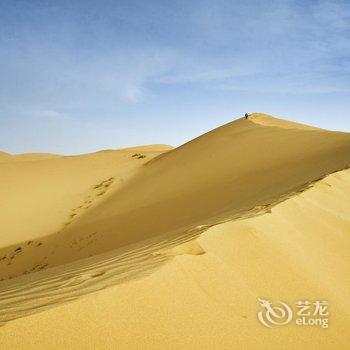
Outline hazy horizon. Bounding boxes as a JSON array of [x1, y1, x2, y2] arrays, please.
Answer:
[[0, 112, 349, 156], [1, 0, 350, 154]]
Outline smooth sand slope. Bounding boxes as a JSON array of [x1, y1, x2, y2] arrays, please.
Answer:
[[0, 113, 350, 349]]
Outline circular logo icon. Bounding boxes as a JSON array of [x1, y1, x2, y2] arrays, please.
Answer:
[[257, 298, 293, 328]]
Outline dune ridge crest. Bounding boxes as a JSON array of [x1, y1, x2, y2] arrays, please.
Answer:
[[248, 113, 323, 130], [1, 113, 350, 280]]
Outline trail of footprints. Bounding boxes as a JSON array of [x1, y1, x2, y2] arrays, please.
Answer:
[[0, 240, 43, 266], [63, 177, 115, 229], [69, 231, 99, 251], [0, 177, 116, 280], [62, 154, 148, 230], [1, 169, 141, 278], [60, 177, 115, 253], [0, 240, 46, 280]]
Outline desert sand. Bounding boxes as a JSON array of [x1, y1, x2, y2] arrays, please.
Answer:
[[0, 113, 349, 349]]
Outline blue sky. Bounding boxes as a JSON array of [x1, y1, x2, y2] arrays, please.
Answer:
[[1, 0, 350, 154]]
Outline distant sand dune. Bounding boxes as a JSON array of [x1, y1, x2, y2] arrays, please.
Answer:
[[0, 151, 11, 160]]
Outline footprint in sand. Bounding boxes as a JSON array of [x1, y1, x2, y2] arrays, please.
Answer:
[[93, 177, 115, 197], [1, 241, 39, 269], [131, 153, 146, 159], [30, 261, 48, 272], [1, 246, 25, 266]]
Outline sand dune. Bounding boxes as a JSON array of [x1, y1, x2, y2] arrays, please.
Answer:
[[0, 145, 172, 276], [0, 151, 62, 162], [0, 151, 11, 160], [0, 113, 349, 349]]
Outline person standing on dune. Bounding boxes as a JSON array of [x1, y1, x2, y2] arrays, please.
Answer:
[[245, 113, 249, 119]]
